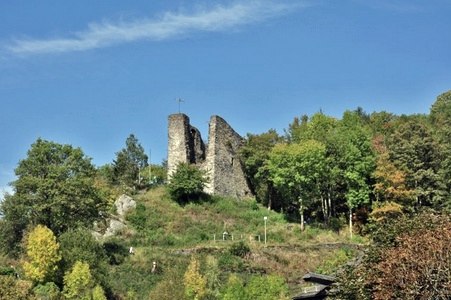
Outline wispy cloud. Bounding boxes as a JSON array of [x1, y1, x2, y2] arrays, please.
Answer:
[[4, 1, 307, 56], [353, 0, 423, 13]]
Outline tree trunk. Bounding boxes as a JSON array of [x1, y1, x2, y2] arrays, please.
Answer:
[[301, 210, 305, 232], [300, 197, 305, 232], [349, 208, 353, 239], [328, 190, 334, 218], [267, 184, 272, 210]]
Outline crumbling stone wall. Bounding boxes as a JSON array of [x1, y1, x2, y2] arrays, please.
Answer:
[[167, 113, 251, 198], [167, 114, 205, 177]]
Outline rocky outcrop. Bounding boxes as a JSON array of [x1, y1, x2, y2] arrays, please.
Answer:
[[93, 194, 136, 239], [115, 194, 136, 218], [167, 113, 252, 198]]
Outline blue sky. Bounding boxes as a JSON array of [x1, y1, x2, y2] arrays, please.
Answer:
[[1, 0, 450, 196]]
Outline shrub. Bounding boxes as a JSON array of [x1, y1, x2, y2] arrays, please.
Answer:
[[167, 163, 209, 203], [0, 276, 33, 299], [229, 241, 251, 258], [33, 282, 61, 300], [245, 275, 289, 300], [58, 228, 108, 284], [218, 252, 244, 272]]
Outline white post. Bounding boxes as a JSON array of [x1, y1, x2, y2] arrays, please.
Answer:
[[264, 216, 268, 246]]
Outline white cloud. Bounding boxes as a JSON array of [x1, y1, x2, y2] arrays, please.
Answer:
[[4, 1, 307, 56]]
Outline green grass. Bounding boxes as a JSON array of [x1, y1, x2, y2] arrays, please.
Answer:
[[107, 186, 361, 298]]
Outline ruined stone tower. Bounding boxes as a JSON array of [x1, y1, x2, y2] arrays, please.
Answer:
[[167, 114, 252, 198]]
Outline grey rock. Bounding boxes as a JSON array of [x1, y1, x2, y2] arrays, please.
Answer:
[[115, 194, 136, 217]]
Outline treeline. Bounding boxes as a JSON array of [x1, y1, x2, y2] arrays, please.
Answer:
[[240, 91, 451, 233]]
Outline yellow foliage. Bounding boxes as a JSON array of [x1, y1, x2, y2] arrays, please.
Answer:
[[183, 257, 207, 300], [22, 224, 61, 283], [63, 261, 94, 300], [370, 202, 404, 222]]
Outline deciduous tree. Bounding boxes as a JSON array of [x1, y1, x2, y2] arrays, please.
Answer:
[[63, 261, 95, 300], [0, 139, 106, 250], [168, 163, 208, 203], [267, 140, 327, 230], [22, 225, 61, 284], [240, 130, 282, 210], [183, 257, 207, 300]]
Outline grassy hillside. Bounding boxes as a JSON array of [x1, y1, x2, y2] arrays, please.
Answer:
[[105, 187, 362, 299]]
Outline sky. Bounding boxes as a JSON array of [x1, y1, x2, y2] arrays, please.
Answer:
[[1, 0, 450, 196]]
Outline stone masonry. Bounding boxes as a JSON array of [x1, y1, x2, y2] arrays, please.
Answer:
[[168, 114, 252, 198]]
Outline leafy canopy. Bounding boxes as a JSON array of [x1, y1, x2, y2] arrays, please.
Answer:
[[168, 163, 208, 203], [1, 139, 106, 240], [112, 134, 148, 189], [22, 224, 61, 284]]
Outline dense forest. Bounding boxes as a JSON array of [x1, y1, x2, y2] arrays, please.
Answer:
[[0, 91, 450, 299]]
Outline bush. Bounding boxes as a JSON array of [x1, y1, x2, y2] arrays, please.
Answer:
[[229, 241, 251, 258], [218, 252, 244, 272], [167, 163, 209, 203], [33, 282, 61, 300], [0, 276, 33, 300], [59, 228, 108, 284], [316, 247, 355, 275]]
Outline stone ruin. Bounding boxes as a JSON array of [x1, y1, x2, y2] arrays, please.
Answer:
[[167, 114, 252, 198]]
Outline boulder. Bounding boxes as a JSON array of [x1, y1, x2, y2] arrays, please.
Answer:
[[103, 219, 126, 238], [115, 194, 136, 218]]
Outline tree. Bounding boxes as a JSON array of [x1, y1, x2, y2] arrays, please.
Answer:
[[33, 282, 61, 300], [337, 213, 450, 299], [286, 112, 343, 224], [337, 111, 375, 237], [63, 261, 95, 300], [0, 276, 33, 300], [22, 225, 61, 284], [183, 257, 207, 300], [222, 274, 245, 300], [58, 228, 108, 287], [112, 134, 148, 189], [430, 90, 451, 209], [204, 255, 221, 299], [240, 130, 282, 210], [0, 139, 106, 248], [267, 140, 327, 231], [245, 275, 289, 300], [388, 117, 440, 207], [92, 285, 107, 300], [372, 135, 413, 205], [168, 163, 208, 203]]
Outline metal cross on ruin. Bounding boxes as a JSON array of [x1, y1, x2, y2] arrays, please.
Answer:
[[177, 98, 184, 113]]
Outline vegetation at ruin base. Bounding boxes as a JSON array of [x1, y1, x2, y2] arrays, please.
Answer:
[[0, 90, 450, 299]]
